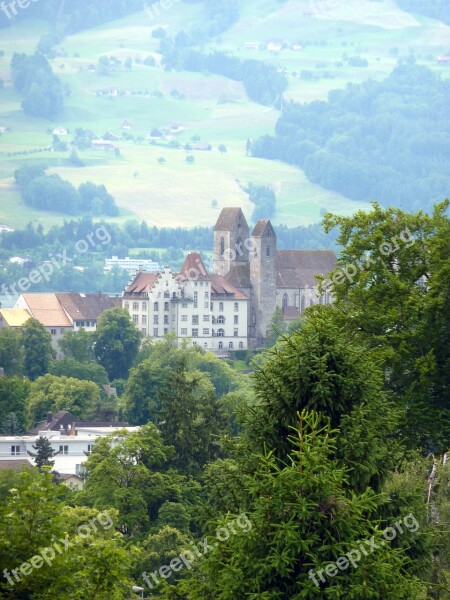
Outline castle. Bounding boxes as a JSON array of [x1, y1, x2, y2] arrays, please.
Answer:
[[122, 208, 336, 350]]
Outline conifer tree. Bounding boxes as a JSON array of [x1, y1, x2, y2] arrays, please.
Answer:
[[27, 435, 59, 471]]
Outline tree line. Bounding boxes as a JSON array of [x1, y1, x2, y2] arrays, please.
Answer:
[[251, 63, 450, 212], [15, 164, 119, 216]]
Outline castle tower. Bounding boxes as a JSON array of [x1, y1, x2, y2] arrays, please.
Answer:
[[250, 220, 277, 343], [213, 208, 250, 276]]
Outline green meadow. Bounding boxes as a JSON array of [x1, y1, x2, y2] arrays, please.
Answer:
[[0, 0, 447, 229]]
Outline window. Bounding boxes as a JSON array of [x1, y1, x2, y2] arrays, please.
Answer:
[[181, 328, 188, 335], [203, 315, 210, 322], [164, 302, 169, 311], [181, 315, 188, 322], [194, 292, 198, 308], [192, 329, 199, 338], [133, 302, 139, 311], [142, 302, 147, 311], [11, 445, 20, 456], [234, 329, 239, 337], [217, 328, 225, 337], [234, 315, 238, 324], [142, 315, 147, 325], [124, 302, 129, 309], [205, 292, 209, 299], [153, 328, 159, 337], [193, 342, 197, 346], [301, 296, 306, 313], [164, 328, 168, 334], [219, 302, 224, 312], [164, 315, 169, 325], [51, 329, 57, 336], [219, 341, 223, 349], [220, 236, 225, 256], [154, 302, 159, 311], [234, 302, 239, 312], [164, 290, 170, 298], [142, 328, 147, 334], [203, 328, 209, 335], [239, 342, 244, 349], [229, 342, 234, 349], [217, 315, 225, 324], [90, 321, 95, 327], [154, 315, 159, 325], [282, 293, 289, 310], [59, 445, 69, 455], [204, 301, 209, 309], [87, 444, 93, 454], [133, 315, 139, 325], [182, 302, 188, 308], [266, 245, 271, 257], [192, 315, 199, 325], [60, 328, 65, 335]]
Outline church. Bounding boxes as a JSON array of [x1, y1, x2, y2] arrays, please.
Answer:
[[122, 207, 336, 350]]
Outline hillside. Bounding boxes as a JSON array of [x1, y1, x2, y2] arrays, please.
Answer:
[[0, 0, 448, 228]]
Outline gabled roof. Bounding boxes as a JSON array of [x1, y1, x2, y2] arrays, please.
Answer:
[[252, 220, 276, 238], [27, 411, 73, 435], [56, 293, 121, 321], [124, 272, 160, 294], [20, 294, 72, 327], [178, 252, 209, 280], [210, 274, 247, 300], [0, 459, 34, 470], [214, 208, 248, 232], [276, 250, 337, 288], [0, 308, 31, 327], [225, 263, 252, 289]]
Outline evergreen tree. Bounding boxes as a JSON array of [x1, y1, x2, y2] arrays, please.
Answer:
[[27, 435, 59, 471], [266, 305, 286, 348]]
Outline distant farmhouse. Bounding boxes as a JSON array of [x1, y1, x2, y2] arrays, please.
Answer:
[[123, 208, 336, 350]]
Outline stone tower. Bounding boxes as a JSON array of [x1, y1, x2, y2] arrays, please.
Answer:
[[250, 220, 277, 343], [213, 208, 250, 276]]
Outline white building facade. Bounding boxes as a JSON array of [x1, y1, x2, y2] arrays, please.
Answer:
[[123, 253, 248, 353]]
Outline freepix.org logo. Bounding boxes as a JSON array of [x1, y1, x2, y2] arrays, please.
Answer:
[[0, 0, 39, 20]]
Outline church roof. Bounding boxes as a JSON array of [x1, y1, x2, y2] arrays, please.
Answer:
[[252, 220, 276, 238], [214, 208, 248, 231], [276, 250, 337, 288], [225, 263, 252, 289]]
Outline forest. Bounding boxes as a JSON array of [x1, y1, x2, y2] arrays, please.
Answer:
[[251, 63, 450, 212], [396, 0, 450, 24], [0, 201, 449, 598]]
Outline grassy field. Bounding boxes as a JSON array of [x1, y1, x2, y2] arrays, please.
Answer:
[[0, 0, 447, 229]]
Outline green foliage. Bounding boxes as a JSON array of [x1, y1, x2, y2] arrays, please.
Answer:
[[245, 182, 277, 221], [322, 201, 450, 451], [58, 328, 96, 363], [22, 318, 53, 380], [174, 412, 424, 599], [252, 64, 450, 212], [251, 309, 398, 492], [27, 435, 59, 471], [49, 357, 109, 387], [94, 308, 142, 380], [0, 377, 30, 433], [27, 374, 100, 424], [11, 52, 64, 118], [0, 327, 24, 376], [266, 305, 287, 348]]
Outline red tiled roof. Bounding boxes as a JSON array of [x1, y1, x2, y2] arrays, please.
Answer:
[[179, 253, 209, 280], [124, 272, 159, 294], [210, 274, 248, 300]]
